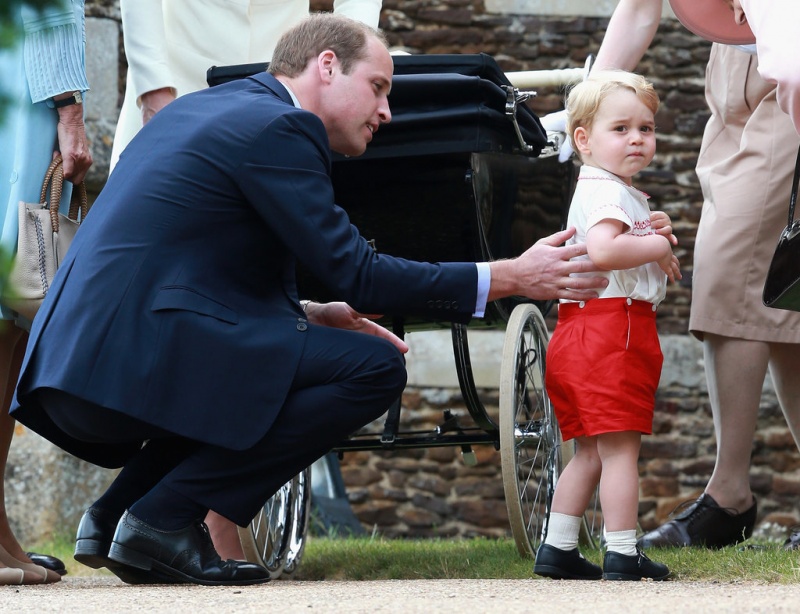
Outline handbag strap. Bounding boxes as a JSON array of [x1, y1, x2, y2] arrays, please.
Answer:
[[41, 155, 89, 233], [788, 145, 800, 227]]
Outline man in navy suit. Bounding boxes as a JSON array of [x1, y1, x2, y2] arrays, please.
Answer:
[[10, 14, 606, 585]]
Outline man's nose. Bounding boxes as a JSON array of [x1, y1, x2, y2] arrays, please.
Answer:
[[379, 98, 391, 123]]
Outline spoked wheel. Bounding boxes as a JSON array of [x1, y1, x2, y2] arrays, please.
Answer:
[[500, 303, 561, 558], [282, 467, 312, 577], [239, 467, 313, 579]]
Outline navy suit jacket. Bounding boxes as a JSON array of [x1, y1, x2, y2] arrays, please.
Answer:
[[11, 73, 477, 466]]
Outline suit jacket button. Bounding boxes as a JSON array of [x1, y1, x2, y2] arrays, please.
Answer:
[[452, 301, 459, 310], [297, 322, 308, 332], [427, 300, 434, 308], [298, 317, 307, 323]]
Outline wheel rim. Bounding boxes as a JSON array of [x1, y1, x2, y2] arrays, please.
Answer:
[[500, 304, 561, 558], [239, 479, 293, 578], [283, 467, 311, 576]]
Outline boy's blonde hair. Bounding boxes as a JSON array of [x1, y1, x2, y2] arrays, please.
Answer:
[[565, 70, 660, 145]]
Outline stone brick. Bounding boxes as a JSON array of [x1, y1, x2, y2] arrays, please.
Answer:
[[451, 499, 509, 529]]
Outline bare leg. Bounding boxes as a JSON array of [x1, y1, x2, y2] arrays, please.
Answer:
[[0, 325, 30, 562], [205, 510, 245, 560], [597, 431, 641, 532], [551, 436, 601, 516], [767, 342, 800, 450], [703, 334, 766, 513]]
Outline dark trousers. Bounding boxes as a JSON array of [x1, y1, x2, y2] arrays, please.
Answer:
[[36, 324, 406, 526]]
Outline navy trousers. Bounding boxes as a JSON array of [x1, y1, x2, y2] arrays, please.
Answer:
[[36, 324, 406, 526]]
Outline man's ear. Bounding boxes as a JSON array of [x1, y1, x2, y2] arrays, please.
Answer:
[[573, 126, 591, 156], [317, 49, 337, 83]]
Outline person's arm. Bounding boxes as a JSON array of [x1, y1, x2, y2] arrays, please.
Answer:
[[739, 0, 800, 136], [21, 1, 92, 182], [332, 0, 383, 29], [586, 219, 681, 283], [593, 0, 663, 71], [120, 0, 177, 123]]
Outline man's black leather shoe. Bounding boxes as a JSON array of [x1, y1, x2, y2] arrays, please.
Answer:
[[533, 544, 602, 580], [26, 552, 67, 576], [74, 507, 181, 584], [603, 548, 670, 581], [637, 493, 757, 549], [108, 510, 270, 586]]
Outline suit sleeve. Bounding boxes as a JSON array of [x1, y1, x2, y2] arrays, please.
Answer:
[[233, 110, 477, 320]]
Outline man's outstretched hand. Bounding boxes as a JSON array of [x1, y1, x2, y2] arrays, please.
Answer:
[[488, 227, 608, 302], [302, 301, 409, 353]]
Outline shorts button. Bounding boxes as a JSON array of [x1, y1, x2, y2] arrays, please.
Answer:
[[579, 301, 585, 308]]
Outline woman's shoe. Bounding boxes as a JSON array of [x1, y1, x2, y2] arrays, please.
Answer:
[[0, 566, 25, 585], [26, 552, 67, 576], [0, 543, 60, 584]]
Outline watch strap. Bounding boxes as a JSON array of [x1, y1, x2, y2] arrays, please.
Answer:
[[52, 91, 83, 108]]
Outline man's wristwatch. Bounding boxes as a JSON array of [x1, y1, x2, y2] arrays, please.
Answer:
[[52, 91, 83, 108]]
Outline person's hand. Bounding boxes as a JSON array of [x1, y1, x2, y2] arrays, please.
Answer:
[[650, 210, 678, 246], [140, 87, 177, 125], [55, 103, 92, 184], [658, 251, 682, 284], [539, 109, 574, 163], [302, 301, 409, 354], [488, 227, 608, 302]]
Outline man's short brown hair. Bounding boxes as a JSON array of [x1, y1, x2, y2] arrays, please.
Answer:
[[269, 13, 387, 78]]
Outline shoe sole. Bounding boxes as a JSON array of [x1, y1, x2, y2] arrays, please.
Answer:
[[534, 564, 602, 580], [603, 572, 670, 581], [75, 539, 179, 585], [108, 541, 270, 586]]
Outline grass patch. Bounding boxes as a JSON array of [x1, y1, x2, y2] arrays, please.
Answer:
[[32, 534, 800, 583]]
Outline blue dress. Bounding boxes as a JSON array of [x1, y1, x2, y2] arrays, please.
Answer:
[[0, 1, 89, 324]]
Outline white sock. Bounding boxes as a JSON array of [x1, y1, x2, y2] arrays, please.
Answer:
[[604, 529, 638, 556], [544, 512, 581, 551]]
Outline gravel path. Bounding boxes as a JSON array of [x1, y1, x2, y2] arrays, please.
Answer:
[[3, 577, 800, 613]]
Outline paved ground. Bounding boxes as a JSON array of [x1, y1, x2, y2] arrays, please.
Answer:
[[4, 576, 800, 613]]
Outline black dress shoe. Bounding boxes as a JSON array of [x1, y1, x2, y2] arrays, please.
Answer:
[[26, 552, 67, 576], [74, 507, 181, 585], [108, 510, 270, 586], [784, 526, 800, 550], [603, 548, 669, 581], [637, 493, 757, 549], [533, 544, 602, 580]]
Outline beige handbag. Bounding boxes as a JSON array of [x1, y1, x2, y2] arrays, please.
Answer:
[[2, 156, 89, 323]]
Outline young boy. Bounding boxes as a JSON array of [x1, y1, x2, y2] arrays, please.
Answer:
[[533, 70, 680, 581]]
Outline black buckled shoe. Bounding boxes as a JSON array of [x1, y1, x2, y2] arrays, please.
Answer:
[[534, 544, 602, 580], [108, 510, 270, 586], [74, 507, 181, 584], [637, 493, 757, 549], [26, 552, 67, 576], [603, 547, 669, 581], [783, 526, 800, 550]]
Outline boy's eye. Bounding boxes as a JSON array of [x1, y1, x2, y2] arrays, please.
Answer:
[[614, 126, 627, 132]]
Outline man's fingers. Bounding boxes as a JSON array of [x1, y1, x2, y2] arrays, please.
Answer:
[[538, 227, 577, 247]]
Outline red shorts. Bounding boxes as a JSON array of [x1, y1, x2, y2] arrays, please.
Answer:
[[545, 298, 663, 441]]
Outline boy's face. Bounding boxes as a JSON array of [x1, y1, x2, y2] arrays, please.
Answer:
[[573, 89, 656, 184]]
